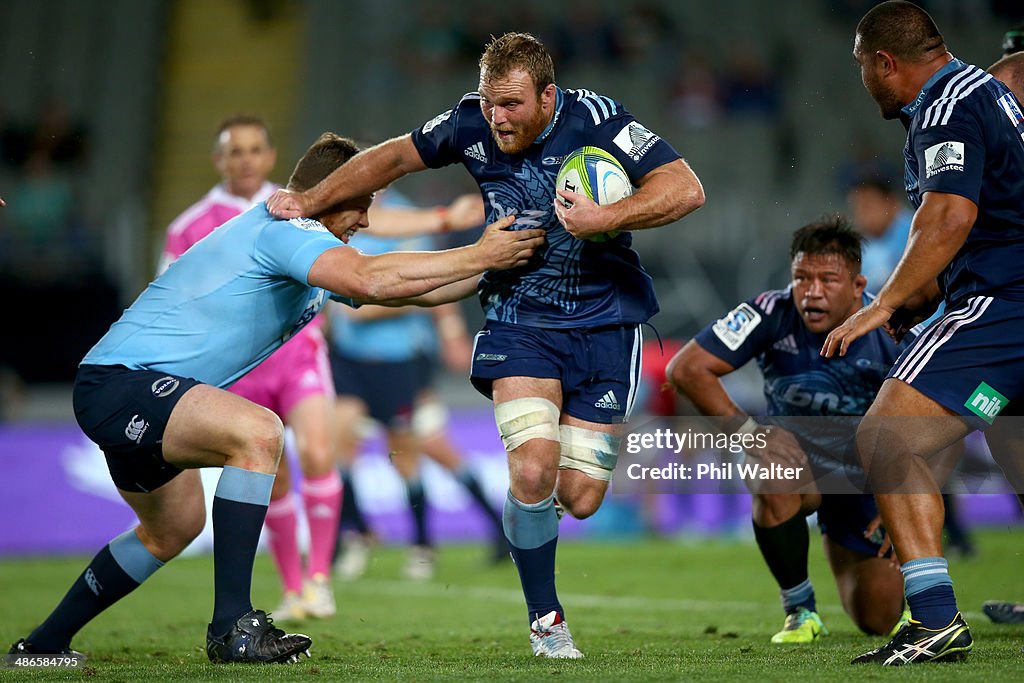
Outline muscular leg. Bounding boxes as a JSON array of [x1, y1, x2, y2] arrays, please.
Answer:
[[857, 379, 971, 628], [823, 536, 904, 635], [555, 413, 620, 520], [162, 385, 284, 634], [26, 471, 205, 651], [493, 377, 563, 622]]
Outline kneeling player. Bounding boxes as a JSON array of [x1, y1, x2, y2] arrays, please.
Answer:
[[669, 216, 906, 642]]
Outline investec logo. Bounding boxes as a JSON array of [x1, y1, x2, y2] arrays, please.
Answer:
[[965, 381, 1007, 424], [463, 141, 488, 163], [595, 390, 621, 410]]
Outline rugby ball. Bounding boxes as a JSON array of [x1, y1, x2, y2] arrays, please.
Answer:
[[555, 146, 633, 242]]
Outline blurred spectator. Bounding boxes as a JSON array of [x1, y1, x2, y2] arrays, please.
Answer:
[[3, 151, 81, 277], [668, 51, 723, 130], [548, 0, 623, 70], [721, 47, 782, 120], [618, 2, 677, 79], [1, 95, 88, 171], [399, 2, 475, 78]]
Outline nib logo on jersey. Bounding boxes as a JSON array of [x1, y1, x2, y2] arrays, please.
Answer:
[[924, 141, 964, 178], [595, 390, 621, 410], [463, 141, 488, 163]]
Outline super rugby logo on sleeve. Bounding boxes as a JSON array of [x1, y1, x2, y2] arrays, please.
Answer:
[[288, 217, 329, 233], [712, 303, 762, 351], [924, 141, 965, 178], [613, 122, 659, 161]]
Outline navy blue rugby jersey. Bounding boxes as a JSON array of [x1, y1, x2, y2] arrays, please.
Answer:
[[900, 58, 1024, 305], [694, 288, 910, 467], [410, 87, 681, 328]]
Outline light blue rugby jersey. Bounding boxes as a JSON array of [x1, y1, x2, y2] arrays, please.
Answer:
[[82, 203, 356, 388], [328, 189, 438, 362]]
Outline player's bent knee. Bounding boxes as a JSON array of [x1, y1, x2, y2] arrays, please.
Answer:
[[237, 408, 285, 470], [494, 397, 560, 452], [559, 488, 604, 520], [558, 425, 620, 482]]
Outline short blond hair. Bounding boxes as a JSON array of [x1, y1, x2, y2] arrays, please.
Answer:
[[479, 32, 554, 96]]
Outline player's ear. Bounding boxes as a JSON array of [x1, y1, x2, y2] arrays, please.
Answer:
[[854, 273, 868, 295], [540, 83, 557, 107], [875, 50, 896, 76]]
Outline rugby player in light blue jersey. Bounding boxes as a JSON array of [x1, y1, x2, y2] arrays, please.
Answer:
[[9, 133, 543, 665], [823, 1, 1024, 665], [267, 32, 705, 658]]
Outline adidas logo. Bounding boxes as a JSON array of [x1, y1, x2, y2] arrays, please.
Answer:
[[463, 141, 488, 163], [85, 568, 102, 595], [595, 390, 621, 410], [772, 334, 799, 355], [308, 503, 334, 519]]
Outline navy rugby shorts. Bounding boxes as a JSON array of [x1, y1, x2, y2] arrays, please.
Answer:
[[887, 296, 1024, 429], [73, 364, 202, 493], [817, 493, 889, 557], [469, 320, 643, 424], [330, 351, 431, 429]]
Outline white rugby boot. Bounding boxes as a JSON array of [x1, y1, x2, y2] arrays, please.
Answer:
[[302, 574, 337, 619], [529, 610, 584, 659]]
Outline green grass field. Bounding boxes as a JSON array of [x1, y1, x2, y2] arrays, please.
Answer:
[[1, 528, 1022, 681]]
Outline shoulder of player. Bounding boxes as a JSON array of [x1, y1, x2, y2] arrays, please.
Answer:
[[563, 88, 627, 126], [751, 287, 794, 317], [915, 63, 994, 129]]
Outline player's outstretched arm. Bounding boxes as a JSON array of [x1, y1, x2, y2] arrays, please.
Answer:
[[268, 135, 428, 219], [366, 193, 485, 237], [307, 215, 543, 303], [555, 158, 704, 240]]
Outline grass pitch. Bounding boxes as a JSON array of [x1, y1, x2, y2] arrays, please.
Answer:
[[2, 527, 1022, 681]]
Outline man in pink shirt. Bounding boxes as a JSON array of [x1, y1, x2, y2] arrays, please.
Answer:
[[160, 114, 340, 620]]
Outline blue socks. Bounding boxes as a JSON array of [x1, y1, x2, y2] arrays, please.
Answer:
[[211, 466, 275, 634], [29, 529, 163, 651], [503, 491, 562, 623], [405, 477, 430, 547], [902, 557, 957, 628]]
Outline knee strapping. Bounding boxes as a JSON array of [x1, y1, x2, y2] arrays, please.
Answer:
[[494, 397, 560, 452], [558, 425, 621, 481]]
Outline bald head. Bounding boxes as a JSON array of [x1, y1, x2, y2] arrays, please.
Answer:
[[989, 52, 1024, 106], [855, 1, 945, 63]]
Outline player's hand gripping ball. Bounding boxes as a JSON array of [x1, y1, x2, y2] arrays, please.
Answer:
[[555, 147, 633, 242]]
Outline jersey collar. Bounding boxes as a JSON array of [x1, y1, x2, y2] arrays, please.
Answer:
[[209, 180, 279, 210], [900, 57, 965, 123], [533, 87, 564, 145]]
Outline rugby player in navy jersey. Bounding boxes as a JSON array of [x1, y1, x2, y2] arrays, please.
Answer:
[[821, 0, 1024, 664], [268, 32, 704, 657], [669, 217, 906, 645], [8, 133, 543, 664]]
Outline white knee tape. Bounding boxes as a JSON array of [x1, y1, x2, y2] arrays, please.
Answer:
[[412, 399, 449, 438], [559, 425, 621, 482], [493, 397, 560, 452]]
